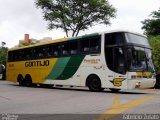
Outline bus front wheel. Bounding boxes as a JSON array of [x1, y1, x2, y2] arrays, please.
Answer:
[[87, 75, 104, 92]]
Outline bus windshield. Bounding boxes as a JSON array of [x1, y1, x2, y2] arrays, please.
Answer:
[[125, 33, 154, 72], [125, 33, 150, 47], [127, 46, 155, 73], [105, 32, 155, 74]]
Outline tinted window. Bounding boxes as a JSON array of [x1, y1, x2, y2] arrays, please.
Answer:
[[61, 42, 69, 56], [8, 52, 13, 62], [33, 47, 45, 58], [14, 50, 27, 61], [53, 44, 60, 57], [81, 39, 90, 53], [45, 45, 53, 57], [25, 49, 33, 60], [70, 41, 78, 55], [18, 50, 25, 60], [105, 33, 124, 46], [12, 50, 21, 61], [90, 37, 100, 52], [105, 47, 126, 74], [125, 33, 150, 47], [8, 35, 101, 61], [80, 36, 101, 54], [105, 47, 114, 71], [114, 48, 125, 74]]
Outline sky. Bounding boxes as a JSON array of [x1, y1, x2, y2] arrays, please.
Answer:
[[0, 0, 160, 48]]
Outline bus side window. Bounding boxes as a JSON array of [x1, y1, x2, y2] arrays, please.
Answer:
[[45, 46, 53, 57], [53, 44, 59, 57], [8, 52, 13, 62], [32, 48, 37, 58], [25, 49, 33, 60], [34, 46, 46, 58], [90, 37, 100, 53], [70, 41, 78, 55], [61, 42, 69, 56], [81, 39, 90, 53], [105, 33, 124, 46], [19, 50, 25, 60], [14, 51, 19, 61], [8, 51, 14, 61], [38, 47, 44, 57]]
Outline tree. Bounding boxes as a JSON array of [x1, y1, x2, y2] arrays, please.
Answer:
[[149, 35, 160, 74], [142, 8, 160, 36], [0, 47, 7, 65], [35, 0, 116, 37]]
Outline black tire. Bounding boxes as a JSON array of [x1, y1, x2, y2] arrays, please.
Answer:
[[24, 75, 32, 87], [109, 88, 120, 93], [17, 75, 24, 86], [87, 75, 104, 92]]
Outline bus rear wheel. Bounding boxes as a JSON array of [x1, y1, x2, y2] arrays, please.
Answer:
[[24, 75, 33, 87], [17, 75, 24, 86], [87, 75, 104, 92]]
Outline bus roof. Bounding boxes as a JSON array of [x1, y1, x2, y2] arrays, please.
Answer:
[[9, 37, 67, 51], [102, 30, 147, 37], [8, 33, 99, 51], [8, 30, 146, 51]]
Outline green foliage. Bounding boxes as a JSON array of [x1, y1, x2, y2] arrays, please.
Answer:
[[35, 0, 116, 37], [142, 8, 160, 36], [0, 47, 7, 65], [149, 35, 160, 74], [21, 42, 36, 46]]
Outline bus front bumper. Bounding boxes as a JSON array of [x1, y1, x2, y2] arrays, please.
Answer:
[[127, 79, 156, 89]]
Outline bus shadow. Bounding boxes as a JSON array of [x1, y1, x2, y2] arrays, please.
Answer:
[[106, 90, 151, 95], [12, 84, 154, 95]]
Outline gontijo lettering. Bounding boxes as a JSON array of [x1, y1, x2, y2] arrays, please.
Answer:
[[25, 60, 49, 67]]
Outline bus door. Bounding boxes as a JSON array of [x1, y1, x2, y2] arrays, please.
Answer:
[[112, 47, 127, 89]]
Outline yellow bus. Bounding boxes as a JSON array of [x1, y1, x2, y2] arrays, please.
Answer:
[[7, 30, 156, 92]]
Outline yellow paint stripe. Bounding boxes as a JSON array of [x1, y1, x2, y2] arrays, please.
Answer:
[[96, 96, 120, 120], [111, 96, 120, 109], [117, 96, 154, 112], [96, 95, 155, 120]]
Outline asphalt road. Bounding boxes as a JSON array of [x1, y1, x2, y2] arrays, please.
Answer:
[[0, 81, 160, 120]]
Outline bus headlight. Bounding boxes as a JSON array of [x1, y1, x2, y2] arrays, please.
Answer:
[[135, 82, 141, 88]]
